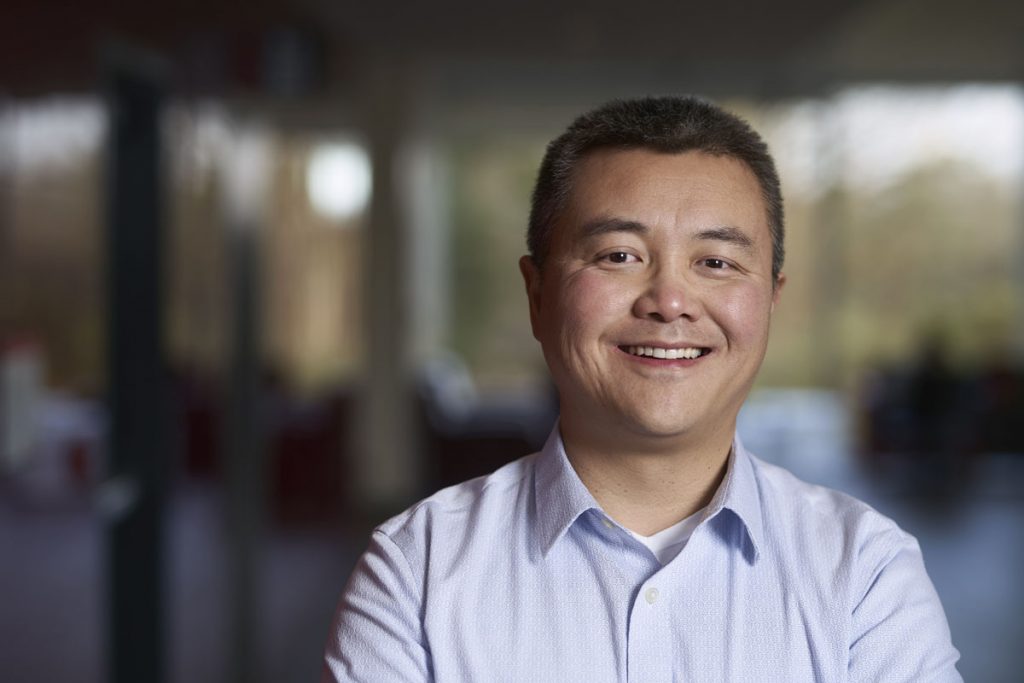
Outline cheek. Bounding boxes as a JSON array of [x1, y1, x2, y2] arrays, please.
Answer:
[[715, 284, 774, 342], [548, 273, 630, 334]]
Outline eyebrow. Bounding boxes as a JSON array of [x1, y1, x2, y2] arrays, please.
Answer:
[[579, 217, 756, 252], [694, 226, 756, 252], [578, 217, 648, 240]]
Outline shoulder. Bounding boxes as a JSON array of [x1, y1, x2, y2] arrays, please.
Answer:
[[325, 457, 544, 682], [750, 452, 901, 529], [748, 456, 961, 679], [380, 452, 537, 533], [374, 453, 539, 568], [746, 453, 916, 576]]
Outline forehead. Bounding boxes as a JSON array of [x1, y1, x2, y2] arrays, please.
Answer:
[[564, 148, 766, 225]]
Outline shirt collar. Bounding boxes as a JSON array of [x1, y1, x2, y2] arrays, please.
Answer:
[[534, 425, 765, 563], [703, 435, 764, 563], [534, 424, 603, 558]]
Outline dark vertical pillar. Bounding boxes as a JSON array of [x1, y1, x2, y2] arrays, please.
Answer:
[[104, 61, 166, 683], [225, 223, 265, 683]]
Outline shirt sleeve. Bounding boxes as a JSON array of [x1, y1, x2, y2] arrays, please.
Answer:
[[321, 530, 432, 682], [848, 528, 962, 682]]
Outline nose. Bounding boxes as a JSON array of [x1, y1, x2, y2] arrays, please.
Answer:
[[631, 265, 700, 322]]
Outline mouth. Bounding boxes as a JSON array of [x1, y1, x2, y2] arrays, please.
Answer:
[[618, 345, 711, 360]]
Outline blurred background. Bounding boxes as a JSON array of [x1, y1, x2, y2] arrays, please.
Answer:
[[2, 0, 1023, 681]]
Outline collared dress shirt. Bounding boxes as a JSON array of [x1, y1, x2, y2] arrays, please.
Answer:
[[323, 427, 961, 682]]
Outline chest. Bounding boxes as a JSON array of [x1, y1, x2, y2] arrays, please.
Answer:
[[420, 530, 850, 683]]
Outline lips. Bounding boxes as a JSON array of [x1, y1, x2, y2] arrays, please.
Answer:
[[619, 345, 711, 360]]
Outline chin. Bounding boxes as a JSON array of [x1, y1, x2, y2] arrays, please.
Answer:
[[618, 410, 704, 442]]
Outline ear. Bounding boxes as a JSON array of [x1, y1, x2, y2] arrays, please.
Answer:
[[771, 272, 786, 312], [519, 255, 543, 341]]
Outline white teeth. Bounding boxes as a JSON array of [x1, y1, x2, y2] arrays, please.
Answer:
[[627, 346, 704, 359]]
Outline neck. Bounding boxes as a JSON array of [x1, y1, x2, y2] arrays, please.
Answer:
[[559, 417, 734, 536]]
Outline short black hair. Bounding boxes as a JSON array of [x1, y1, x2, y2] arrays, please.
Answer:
[[527, 96, 785, 280]]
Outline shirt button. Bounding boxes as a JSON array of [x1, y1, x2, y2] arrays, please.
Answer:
[[645, 587, 659, 604]]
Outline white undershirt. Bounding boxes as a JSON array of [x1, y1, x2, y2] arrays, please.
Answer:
[[627, 508, 705, 565]]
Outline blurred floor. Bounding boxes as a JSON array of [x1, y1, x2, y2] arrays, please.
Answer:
[[1, 388, 1022, 681], [0, 459, 362, 683]]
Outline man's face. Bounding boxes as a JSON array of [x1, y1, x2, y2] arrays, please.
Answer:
[[520, 148, 784, 448]]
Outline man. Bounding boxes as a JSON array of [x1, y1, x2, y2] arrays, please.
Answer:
[[323, 96, 961, 682]]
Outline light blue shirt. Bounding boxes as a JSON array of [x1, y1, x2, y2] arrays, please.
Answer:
[[323, 427, 961, 682]]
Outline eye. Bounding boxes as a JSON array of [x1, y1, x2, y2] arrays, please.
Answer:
[[702, 258, 730, 269], [601, 251, 639, 264]]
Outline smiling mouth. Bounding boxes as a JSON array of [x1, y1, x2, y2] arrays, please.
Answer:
[[620, 345, 710, 360]]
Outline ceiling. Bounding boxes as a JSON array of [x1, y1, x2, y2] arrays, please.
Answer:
[[3, 0, 1023, 102]]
